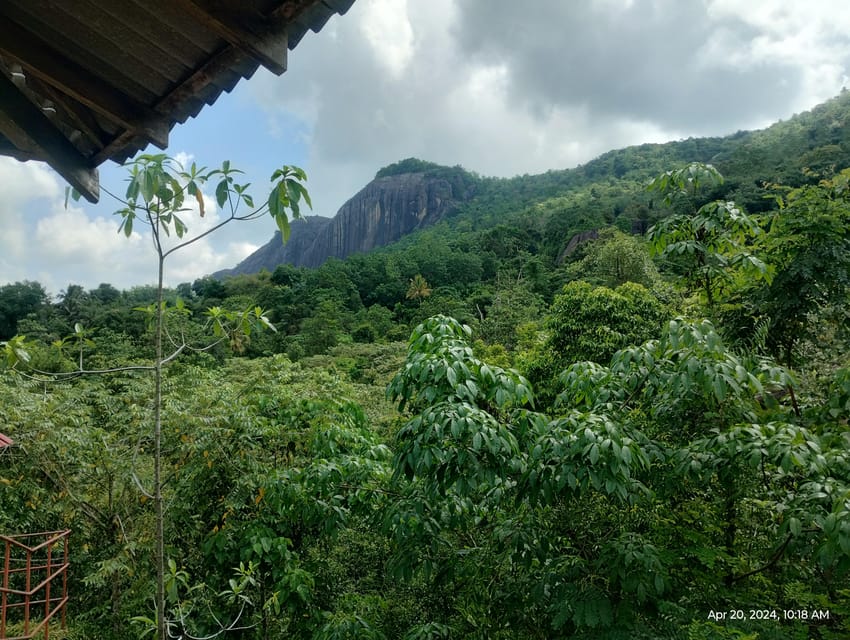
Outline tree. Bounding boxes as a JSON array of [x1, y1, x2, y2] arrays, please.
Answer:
[[405, 274, 432, 303], [647, 163, 772, 308], [57, 283, 90, 321], [522, 280, 667, 405], [475, 279, 544, 350], [562, 227, 661, 289], [89, 282, 122, 305], [755, 169, 850, 364], [384, 315, 849, 636], [59, 154, 310, 639], [301, 299, 345, 355], [0, 280, 49, 339]]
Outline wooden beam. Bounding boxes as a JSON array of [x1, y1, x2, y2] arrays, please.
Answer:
[[0, 72, 99, 202], [171, 0, 288, 74], [26, 75, 110, 150], [0, 136, 39, 162], [94, 39, 255, 165], [0, 17, 169, 149]]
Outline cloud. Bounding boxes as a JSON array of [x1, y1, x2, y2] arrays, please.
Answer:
[[246, 0, 850, 224], [704, 0, 850, 109], [359, 0, 414, 76], [0, 158, 62, 261], [0, 165, 260, 293], [452, 0, 804, 133], [5, 0, 850, 289]]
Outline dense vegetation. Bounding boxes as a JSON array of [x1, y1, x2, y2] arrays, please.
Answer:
[[2, 93, 850, 639]]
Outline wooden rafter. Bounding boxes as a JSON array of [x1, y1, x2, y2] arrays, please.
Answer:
[[0, 72, 99, 202], [0, 0, 356, 201], [0, 17, 170, 149], [26, 76, 111, 151], [169, 0, 289, 75]]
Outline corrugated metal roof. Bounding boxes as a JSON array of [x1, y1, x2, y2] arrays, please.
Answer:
[[0, 0, 356, 202]]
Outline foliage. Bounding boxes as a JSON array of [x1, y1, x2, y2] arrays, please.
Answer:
[[0, 281, 49, 340], [647, 163, 772, 307], [4, 98, 850, 638], [381, 314, 850, 637], [522, 280, 668, 405], [754, 170, 850, 363], [562, 227, 662, 289]]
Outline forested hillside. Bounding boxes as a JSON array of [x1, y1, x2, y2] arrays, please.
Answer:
[[219, 90, 850, 278], [1, 92, 850, 639]]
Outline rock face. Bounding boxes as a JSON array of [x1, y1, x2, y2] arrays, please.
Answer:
[[557, 229, 599, 264], [218, 171, 474, 275], [214, 216, 332, 279]]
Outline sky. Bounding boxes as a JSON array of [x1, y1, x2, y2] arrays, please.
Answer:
[[2, 0, 850, 295]]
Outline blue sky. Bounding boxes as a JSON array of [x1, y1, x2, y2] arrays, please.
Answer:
[[3, 0, 850, 295]]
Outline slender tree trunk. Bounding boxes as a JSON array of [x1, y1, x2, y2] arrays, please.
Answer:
[[722, 474, 737, 587], [154, 245, 166, 640]]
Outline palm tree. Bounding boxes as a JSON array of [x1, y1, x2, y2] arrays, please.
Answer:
[[406, 274, 432, 304]]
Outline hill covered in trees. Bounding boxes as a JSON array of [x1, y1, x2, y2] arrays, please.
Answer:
[[216, 90, 850, 278]]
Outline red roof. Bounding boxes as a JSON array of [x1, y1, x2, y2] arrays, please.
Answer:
[[0, 433, 13, 448]]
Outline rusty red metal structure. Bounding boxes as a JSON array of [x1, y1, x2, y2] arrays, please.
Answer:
[[0, 530, 69, 640]]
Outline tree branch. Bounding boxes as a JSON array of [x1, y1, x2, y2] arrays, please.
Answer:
[[731, 533, 792, 583]]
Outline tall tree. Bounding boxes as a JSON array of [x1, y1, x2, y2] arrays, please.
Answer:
[[756, 169, 850, 364], [62, 154, 310, 639], [647, 163, 771, 308], [0, 280, 49, 339], [405, 274, 432, 303]]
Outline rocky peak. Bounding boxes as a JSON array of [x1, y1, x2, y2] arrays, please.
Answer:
[[218, 167, 476, 276]]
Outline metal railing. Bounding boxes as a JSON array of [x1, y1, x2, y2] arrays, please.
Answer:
[[0, 530, 70, 640]]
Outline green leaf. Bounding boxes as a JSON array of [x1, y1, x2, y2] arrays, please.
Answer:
[[446, 365, 457, 387], [141, 170, 155, 202], [216, 180, 229, 208], [173, 215, 187, 238], [789, 517, 801, 537], [276, 213, 291, 242], [119, 212, 135, 237]]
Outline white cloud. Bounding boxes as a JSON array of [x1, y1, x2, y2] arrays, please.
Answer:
[[704, 0, 850, 109], [0, 157, 61, 204], [5, 0, 850, 290], [36, 205, 144, 261], [166, 240, 259, 283], [359, 0, 415, 76], [0, 158, 62, 261], [0, 167, 260, 292]]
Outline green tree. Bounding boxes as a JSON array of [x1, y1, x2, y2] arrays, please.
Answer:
[[61, 154, 310, 639], [384, 315, 850, 636], [405, 274, 432, 303], [647, 163, 771, 308], [475, 279, 544, 350], [301, 299, 346, 355], [756, 169, 850, 364], [523, 280, 667, 405], [562, 227, 661, 289], [0, 280, 49, 339]]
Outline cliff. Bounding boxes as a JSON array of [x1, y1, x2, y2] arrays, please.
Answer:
[[218, 168, 476, 275], [213, 215, 332, 278]]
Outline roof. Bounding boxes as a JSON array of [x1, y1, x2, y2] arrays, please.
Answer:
[[0, 0, 356, 203], [0, 433, 13, 448]]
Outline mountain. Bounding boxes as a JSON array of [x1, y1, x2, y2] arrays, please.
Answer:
[[217, 91, 850, 278], [215, 216, 332, 278], [216, 162, 478, 277]]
